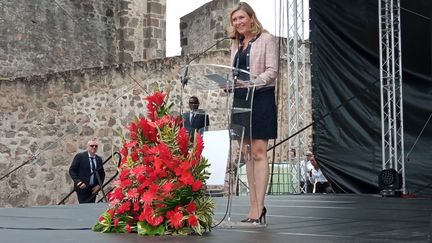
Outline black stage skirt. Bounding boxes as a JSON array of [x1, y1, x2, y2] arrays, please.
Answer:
[[231, 87, 277, 139]]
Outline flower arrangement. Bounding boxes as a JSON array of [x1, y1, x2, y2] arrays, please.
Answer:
[[93, 91, 214, 236]]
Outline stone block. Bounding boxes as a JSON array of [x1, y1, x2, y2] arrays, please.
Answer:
[[36, 194, 51, 205], [147, 2, 162, 15]]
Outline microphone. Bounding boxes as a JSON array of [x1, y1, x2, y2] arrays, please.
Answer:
[[180, 36, 234, 87]]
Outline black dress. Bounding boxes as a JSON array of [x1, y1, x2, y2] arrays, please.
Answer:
[[231, 41, 277, 140]]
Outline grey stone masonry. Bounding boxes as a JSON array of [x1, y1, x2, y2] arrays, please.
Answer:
[[180, 0, 238, 56], [143, 0, 166, 59], [0, 0, 167, 79], [0, 0, 117, 78]]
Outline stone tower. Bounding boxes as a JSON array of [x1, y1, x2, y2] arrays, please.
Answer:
[[116, 0, 166, 62], [180, 0, 238, 56]]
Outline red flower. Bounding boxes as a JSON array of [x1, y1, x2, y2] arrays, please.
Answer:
[[186, 202, 197, 214], [127, 188, 140, 200], [145, 91, 166, 107], [157, 142, 173, 160], [168, 211, 184, 229], [128, 123, 138, 139], [121, 179, 133, 189], [140, 189, 156, 206], [145, 91, 166, 121], [133, 201, 140, 211], [161, 181, 174, 193], [107, 209, 115, 219], [194, 134, 204, 159], [139, 117, 158, 142], [139, 206, 164, 227], [126, 223, 132, 233], [187, 215, 199, 227], [130, 165, 146, 178], [179, 171, 195, 186], [116, 201, 131, 215], [124, 140, 138, 148], [113, 218, 120, 227], [130, 151, 140, 162], [119, 169, 130, 180], [109, 188, 125, 201], [191, 180, 203, 192], [120, 147, 129, 157], [147, 214, 164, 227]]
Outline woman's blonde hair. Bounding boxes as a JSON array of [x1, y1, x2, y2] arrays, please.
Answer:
[[228, 2, 265, 39]]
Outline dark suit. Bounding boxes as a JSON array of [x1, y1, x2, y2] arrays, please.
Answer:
[[69, 151, 105, 203], [182, 110, 210, 140]]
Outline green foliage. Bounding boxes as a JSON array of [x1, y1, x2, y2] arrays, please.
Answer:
[[137, 222, 166, 236]]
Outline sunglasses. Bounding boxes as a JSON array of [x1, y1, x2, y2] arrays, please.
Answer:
[[90, 145, 98, 148]]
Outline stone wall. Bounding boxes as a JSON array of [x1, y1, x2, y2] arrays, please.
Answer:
[[0, 51, 232, 207], [0, 0, 166, 79], [180, 0, 238, 56], [0, 47, 311, 207]]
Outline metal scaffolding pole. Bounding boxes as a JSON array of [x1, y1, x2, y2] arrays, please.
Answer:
[[287, 0, 308, 193], [378, 0, 405, 193]]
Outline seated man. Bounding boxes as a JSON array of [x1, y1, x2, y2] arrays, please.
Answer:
[[182, 96, 209, 141], [309, 153, 333, 193], [300, 151, 314, 193]]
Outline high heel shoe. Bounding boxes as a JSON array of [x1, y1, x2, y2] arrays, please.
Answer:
[[240, 218, 259, 223], [259, 206, 267, 225], [241, 207, 267, 225]]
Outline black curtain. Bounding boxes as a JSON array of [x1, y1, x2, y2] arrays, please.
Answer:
[[310, 0, 432, 194]]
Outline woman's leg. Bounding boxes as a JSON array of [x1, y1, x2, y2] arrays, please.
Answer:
[[246, 139, 269, 219]]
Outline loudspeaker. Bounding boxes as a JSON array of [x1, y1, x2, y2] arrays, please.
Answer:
[[378, 169, 402, 190], [378, 169, 402, 197]]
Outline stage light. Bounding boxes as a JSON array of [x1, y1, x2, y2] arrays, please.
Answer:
[[378, 169, 402, 197]]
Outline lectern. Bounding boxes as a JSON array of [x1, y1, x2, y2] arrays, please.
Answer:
[[179, 63, 266, 223]]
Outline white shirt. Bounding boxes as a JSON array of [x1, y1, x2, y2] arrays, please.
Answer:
[[311, 168, 328, 183], [300, 160, 313, 182]]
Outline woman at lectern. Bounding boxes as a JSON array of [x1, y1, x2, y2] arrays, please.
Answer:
[[228, 2, 278, 225]]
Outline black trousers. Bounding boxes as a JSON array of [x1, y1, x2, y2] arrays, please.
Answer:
[[76, 185, 97, 203], [300, 181, 313, 193], [314, 182, 332, 193]]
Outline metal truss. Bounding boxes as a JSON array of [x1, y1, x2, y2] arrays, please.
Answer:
[[378, 0, 405, 193], [286, 0, 308, 193]]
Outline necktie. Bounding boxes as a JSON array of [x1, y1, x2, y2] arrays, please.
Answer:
[[90, 157, 95, 185], [190, 112, 195, 123]]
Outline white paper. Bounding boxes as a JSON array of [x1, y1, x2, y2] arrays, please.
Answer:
[[202, 130, 230, 186]]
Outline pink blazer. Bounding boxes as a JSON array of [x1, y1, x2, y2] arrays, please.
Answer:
[[230, 32, 279, 88]]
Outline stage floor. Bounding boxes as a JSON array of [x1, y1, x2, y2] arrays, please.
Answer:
[[0, 194, 431, 243]]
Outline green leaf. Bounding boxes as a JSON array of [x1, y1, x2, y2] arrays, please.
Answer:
[[137, 221, 166, 236], [177, 226, 193, 235], [92, 222, 106, 232]]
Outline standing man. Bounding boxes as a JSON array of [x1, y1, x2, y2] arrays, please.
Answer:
[[182, 96, 210, 140], [69, 139, 105, 203]]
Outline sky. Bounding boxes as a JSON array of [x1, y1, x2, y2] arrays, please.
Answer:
[[166, 0, 309, 57]]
